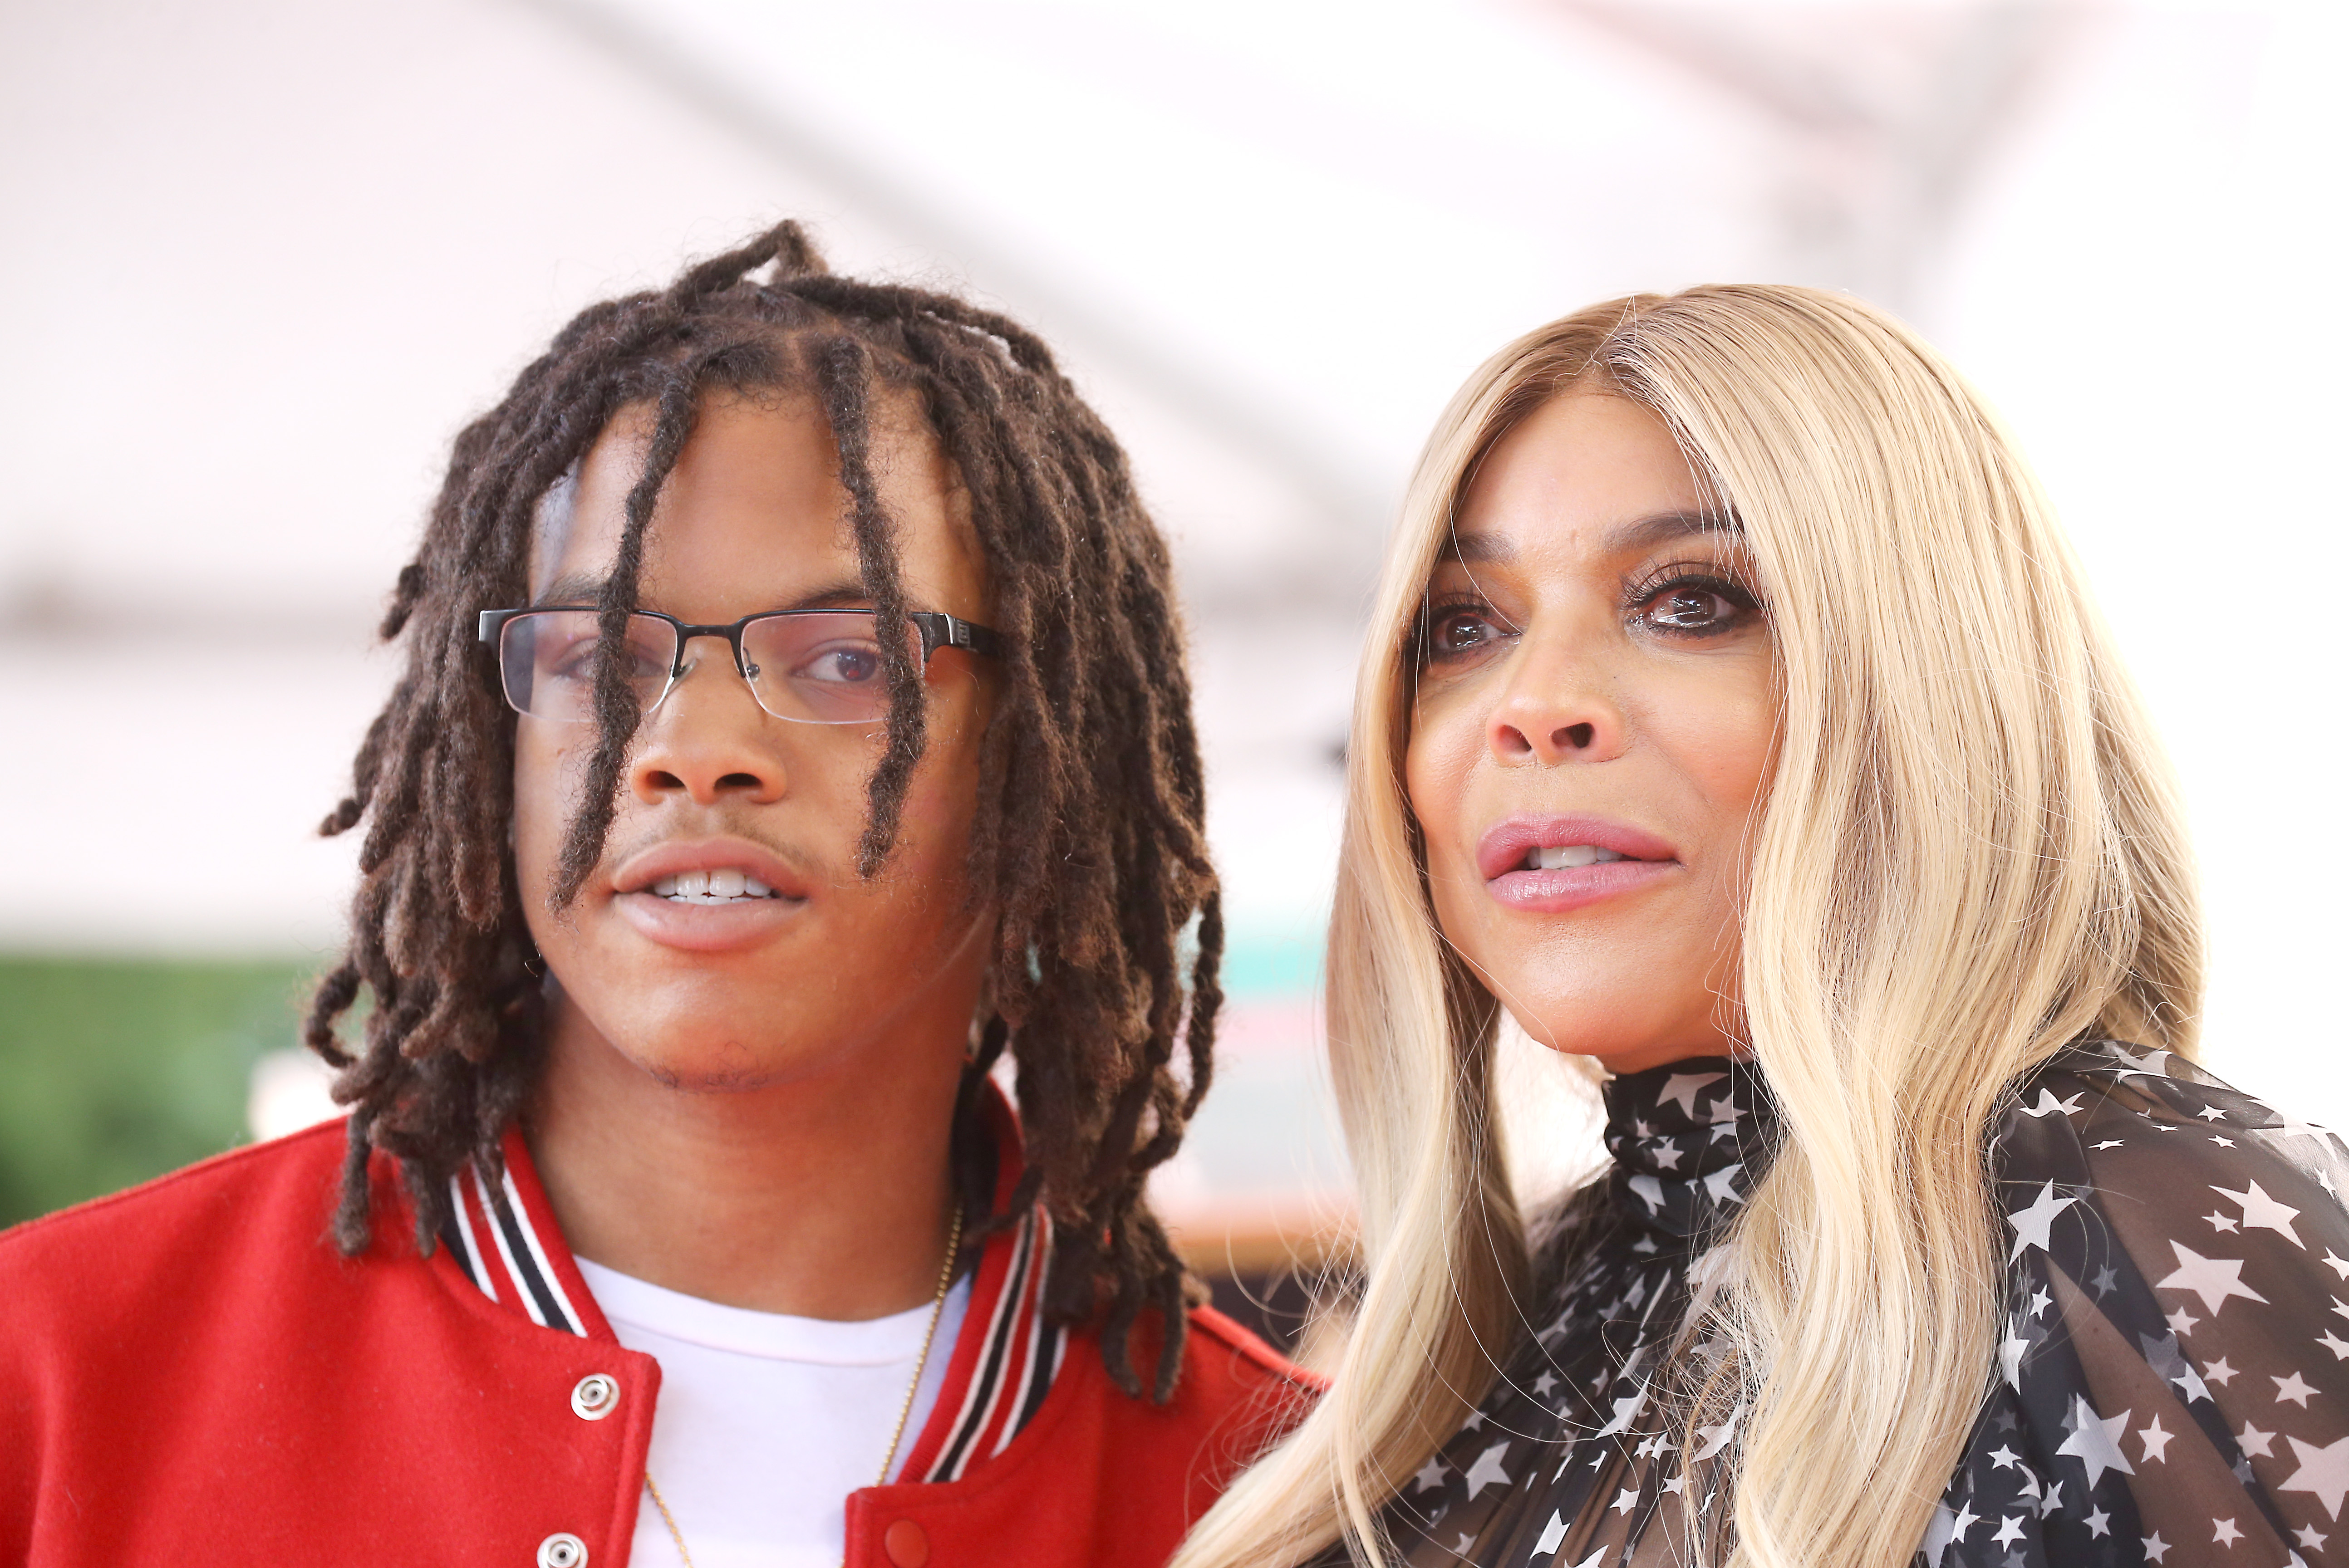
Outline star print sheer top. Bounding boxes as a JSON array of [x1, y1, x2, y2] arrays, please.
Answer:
[[1344, 1041, 2349, 1568]]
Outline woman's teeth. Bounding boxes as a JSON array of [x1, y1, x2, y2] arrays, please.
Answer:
[[1525, 844, 1627, 871], [649, 869, 777, 903]]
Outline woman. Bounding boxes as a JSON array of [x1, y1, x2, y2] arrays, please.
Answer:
[[1175, 288, 2349, 1568]]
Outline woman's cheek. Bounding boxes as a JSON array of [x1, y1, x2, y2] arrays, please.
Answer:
[[1405, 709, 1487, 942]]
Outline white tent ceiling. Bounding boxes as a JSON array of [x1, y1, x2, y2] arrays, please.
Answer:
[[0, 0, 2342, 1111]]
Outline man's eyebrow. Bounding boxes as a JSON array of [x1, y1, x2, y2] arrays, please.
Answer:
[[531, 571, 605, 608], [527, 573, 877, 614]]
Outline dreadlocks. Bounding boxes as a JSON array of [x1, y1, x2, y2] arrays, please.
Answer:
[[305, 221, 1225, 1401]]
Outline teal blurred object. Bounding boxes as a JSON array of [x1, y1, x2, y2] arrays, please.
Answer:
[[0, 957, 319, 1230], [1215, 926, 1324, 1001]]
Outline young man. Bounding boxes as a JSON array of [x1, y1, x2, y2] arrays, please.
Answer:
[[0, 225, 1313, 1567]]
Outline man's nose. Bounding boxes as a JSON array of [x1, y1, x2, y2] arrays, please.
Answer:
[[626, 652, 789, 805]]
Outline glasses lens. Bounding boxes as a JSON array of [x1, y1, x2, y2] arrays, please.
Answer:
[[498, 611, 676, 721], [740, 612, 921, 725]]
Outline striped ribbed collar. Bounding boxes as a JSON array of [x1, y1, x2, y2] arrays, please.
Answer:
[[432, 1082, 1066, 1485]]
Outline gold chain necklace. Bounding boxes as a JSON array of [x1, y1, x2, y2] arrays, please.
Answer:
[[641, 1202, 965, 1568]]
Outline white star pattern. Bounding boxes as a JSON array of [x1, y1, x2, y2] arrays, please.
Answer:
[[2282, 1432, 2349, 1521], [2055, 1396, 2135, 1488], [1366, 1044, 2349, 1568], [2155, 1242, 2270, 1316], [2216, 1179, 2305, 1246], [1999, 1330, 2031, 1391], [1654, 1072, 1726, 1120], [2005, 1181, 2078, 1262], [1690, 1416, 1738, 1462], [1592, 1392, 1646, 1438], [1460, 1441, 1512, 1499]]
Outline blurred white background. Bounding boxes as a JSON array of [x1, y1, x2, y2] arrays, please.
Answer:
[[2, 0, 2343, 1199]]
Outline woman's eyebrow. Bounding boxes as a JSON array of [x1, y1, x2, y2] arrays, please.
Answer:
[[1602, 508, 1742, 556], [1439, 530, 1514, 566], [1439, 508, 1740, 568]]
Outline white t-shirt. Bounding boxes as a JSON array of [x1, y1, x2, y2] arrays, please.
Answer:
[[576, 1258, 972, 1568]]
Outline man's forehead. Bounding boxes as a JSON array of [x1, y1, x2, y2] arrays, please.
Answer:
[[524, 387, 984, 613]]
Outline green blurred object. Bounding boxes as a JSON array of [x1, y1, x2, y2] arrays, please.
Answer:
[[0, 956, 319, 1230]]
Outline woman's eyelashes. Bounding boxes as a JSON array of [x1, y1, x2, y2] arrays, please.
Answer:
[[1624, 560, 1761, 639], [1419, 562, 1760, 668], [1420, 593, 1516, 666]]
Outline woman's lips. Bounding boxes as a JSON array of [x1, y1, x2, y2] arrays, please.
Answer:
[[1476, 813, 1680, 914], [1485, 858, 1678, 913]]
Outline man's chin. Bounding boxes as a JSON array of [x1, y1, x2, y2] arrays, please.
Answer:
[[630, 1047, 835, 1094]]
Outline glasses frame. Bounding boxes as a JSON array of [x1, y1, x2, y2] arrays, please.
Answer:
[[476, 605, 1006, 724]]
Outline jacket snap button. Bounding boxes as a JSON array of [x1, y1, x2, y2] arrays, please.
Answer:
[[536, 1533, 588, 1568], [570, 1374, 619, 1420], [883, 1519, 930, 1567]]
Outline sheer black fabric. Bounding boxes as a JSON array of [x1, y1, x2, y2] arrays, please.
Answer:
[[1332, 1042, 2349, 1567]]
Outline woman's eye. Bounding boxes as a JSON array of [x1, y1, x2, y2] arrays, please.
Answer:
[[1642, 583, 1745, 634], [1425, 607, 1506, 661]]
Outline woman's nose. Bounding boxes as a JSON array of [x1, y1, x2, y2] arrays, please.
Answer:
[[1487, 644, 1628, 766]]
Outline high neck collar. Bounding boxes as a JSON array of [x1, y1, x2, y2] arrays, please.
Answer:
[[1600, 1055, 1777, 1244]]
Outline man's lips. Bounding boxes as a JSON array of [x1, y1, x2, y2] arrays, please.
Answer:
[[605, 836, 816, 954], [607, 836, 814, 900]]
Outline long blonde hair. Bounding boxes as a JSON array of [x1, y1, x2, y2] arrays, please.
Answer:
[[1175, 286, 2202, 1568]]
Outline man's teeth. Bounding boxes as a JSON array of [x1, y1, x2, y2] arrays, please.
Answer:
[[1526, 844, 1627, 871], [649, 869, 778, 902]]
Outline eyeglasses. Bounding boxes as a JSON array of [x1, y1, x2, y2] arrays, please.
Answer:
[[477, 607, 1005, 726]]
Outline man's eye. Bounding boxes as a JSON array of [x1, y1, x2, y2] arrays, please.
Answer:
[[796, 643, 883, 685]]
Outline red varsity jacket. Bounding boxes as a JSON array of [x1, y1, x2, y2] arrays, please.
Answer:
[[0, 1092, 1314, 1567]]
